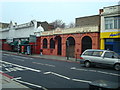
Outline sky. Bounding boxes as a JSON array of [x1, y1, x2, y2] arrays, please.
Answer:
[[0, 0, 119, 25]]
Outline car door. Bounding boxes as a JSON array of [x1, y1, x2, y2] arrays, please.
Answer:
[[90, 51, 104, 65], [103, 52, 119, 66]]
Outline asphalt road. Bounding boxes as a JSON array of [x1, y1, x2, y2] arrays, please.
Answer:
[[1, 53, 120, 89]]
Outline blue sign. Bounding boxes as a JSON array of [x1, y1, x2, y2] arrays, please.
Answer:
[[110, 33, 120, 36]]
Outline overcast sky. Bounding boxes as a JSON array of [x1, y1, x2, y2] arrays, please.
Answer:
[[0, 0, 119, 25]]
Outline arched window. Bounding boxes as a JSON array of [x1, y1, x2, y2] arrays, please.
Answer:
[[82, 36, 92, 52], [50, 38, 55, 49], [43, 38, 47, 48]]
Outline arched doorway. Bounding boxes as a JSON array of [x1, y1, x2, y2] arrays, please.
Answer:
[[54, 36, 62, 55], [82, 36, 92, 52], [66, 37, 75, 57]]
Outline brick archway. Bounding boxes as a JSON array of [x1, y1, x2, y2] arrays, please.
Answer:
[[66, 36, 75, 57], [81, 36, 92, 53]]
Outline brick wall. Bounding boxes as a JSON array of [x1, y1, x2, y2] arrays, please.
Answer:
[[75, 15, 100, 27]]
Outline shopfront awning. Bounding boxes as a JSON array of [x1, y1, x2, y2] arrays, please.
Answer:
[[20, 41, 29, 45], [10, 41, 18, 46]]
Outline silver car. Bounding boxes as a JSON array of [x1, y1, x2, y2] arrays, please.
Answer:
[[80, 49, 120, 70]]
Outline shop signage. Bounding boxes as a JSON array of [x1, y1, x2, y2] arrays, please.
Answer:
[[29, 35, 36, 42], [110, 33, 120, 36]]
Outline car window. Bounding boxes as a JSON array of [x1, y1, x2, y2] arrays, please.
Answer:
[[104, 52, 114, 58], [113, 52, 120, 59], [92, 51, 103, 57], [83, 51, 93, 56]]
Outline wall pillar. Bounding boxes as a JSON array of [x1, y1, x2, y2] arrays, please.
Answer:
[[100, 38, 105, 50]]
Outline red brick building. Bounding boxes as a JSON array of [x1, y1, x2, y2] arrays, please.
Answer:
[[40, 15, 100, 58], [1, 15, 100, 58]]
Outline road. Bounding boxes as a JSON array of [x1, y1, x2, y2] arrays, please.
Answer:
[[1, 53, 120, 89]]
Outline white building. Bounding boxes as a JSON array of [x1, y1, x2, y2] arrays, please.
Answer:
[[0, 20, 44, 43], [100, 5, 120, 55], [0, 20, 45, 52]]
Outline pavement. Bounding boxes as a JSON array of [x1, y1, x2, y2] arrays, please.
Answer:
[[0, 50, 80, 89], [0, 72, 32, 90], [2, 50, 80, 63]]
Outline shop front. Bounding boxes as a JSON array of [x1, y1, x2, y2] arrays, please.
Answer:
[[100, 32, 120, 55]]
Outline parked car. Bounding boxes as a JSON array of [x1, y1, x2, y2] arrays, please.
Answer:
[[80, 49, 120, 70]]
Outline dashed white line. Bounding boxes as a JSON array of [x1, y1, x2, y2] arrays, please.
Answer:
[[51, 72, 70, 80], [44, 71, 91, 83], [13, 58, 25, 62], [32, 62, 55, 67], [72, 79, 91, 83], [43, 72, 51, 75], [70, 67, 120, 77], [44, 71, 70, 80], [11, 55, 33, 60]]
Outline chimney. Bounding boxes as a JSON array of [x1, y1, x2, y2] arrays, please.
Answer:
[[99, 9, 103, 14]]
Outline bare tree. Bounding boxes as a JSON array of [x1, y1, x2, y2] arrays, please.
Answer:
[[68, 22, 75, 28], [51, 20, 66, 29]]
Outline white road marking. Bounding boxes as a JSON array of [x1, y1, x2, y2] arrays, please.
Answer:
[[12, 77, 22, 80], [9, 68, 17, 71], [9, 54, 33, 60], [3, 54, 10, 56], [14, 67, 24, 71], [72, 79, 91, 83], [51, 72, 70, 80], [0, 60, 41, 72], [5, 68, 11, 72], [44, 71, 70, 80], [32, 62, 55, 67], [71, 67, 120, 77], [13, 58, 25, 62], [14, 79, 42, 88], [44, 71, 92, 83], [45, 64, 55, 67], [43, 72, 51, 74]]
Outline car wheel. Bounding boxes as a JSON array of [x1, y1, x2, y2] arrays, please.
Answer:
[[114, 64, 120, 71], [85, 61, 90, 68]]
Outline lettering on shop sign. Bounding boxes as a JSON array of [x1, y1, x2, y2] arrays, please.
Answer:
[[110, 33, 120, 36]]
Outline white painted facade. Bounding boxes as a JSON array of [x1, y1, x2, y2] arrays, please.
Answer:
[[100, 5, 120, 33], [0, 20, 44, 43]]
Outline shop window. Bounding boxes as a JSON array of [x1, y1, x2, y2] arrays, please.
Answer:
[[50, 38, 55, 49], [43, 38, 47, 48]]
